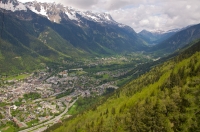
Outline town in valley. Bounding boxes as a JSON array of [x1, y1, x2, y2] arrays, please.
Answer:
[[0, 54, 153, 131]]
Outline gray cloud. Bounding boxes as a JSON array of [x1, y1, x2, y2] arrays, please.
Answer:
[[109, 0, 200, 32], [56, 0, 99, 10], [19, 0, 55, 2], [101, 0, 134, 10]]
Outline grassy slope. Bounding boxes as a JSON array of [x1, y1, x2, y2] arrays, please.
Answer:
[[39, 27, 89, 59], [0, 14, 60, 74], [0, 38, 46, 75], [49, 41, 200, 132], [0, 13, 90, 74]]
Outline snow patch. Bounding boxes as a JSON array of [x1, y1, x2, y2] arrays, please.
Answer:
[[87, 14, 99, 21], [118, 24, 126, 28], [65, 10, 78, 21], [0, 1, 27, 12], [28, 5, 47, 17], [106, 15, 111, 21]]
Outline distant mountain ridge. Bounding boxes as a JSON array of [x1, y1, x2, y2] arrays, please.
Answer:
[[139, 29, 178, 45], [151, 23, 200, 54]]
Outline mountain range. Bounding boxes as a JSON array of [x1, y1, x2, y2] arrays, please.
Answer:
[[0, 0, 147, 74], [0, 0, 200, 74], [0, 0, 146, 53], [0, 1, 200, 131]]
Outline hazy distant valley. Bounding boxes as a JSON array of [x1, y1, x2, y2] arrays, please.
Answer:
[[0, 0, 200, 132]]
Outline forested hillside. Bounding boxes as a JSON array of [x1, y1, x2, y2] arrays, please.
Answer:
[[47, 40, 200, 132]]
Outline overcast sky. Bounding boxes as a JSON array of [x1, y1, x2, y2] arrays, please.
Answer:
[[18, 0, 200, 32]]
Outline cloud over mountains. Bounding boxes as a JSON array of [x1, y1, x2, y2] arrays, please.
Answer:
[[19, 0, 200, 32]]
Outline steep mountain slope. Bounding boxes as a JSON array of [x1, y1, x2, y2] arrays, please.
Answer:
[[0, 38, 45, 74], [151, 23, 200, 54], [0, 10, 88, 74], [138, 29, 177, 45], [47, 40, 200, 132], [38, 27, 88, 58]]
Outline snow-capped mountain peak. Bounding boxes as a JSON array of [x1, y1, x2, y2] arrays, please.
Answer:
[[146, 26, 194, 35], [78, 11, 116, 23], [0, 0, 119, 26], [25, 1, 63, 22]]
